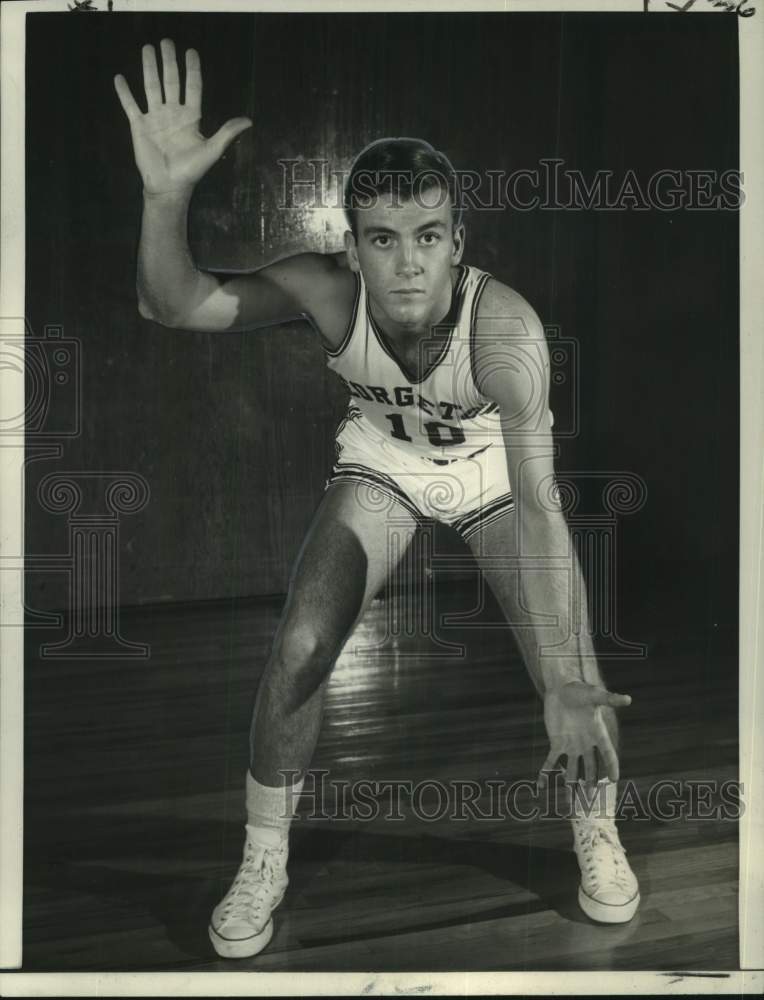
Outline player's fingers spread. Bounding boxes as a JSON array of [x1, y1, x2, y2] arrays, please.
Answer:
[[114, 75, 141, 121], [142, 43, 163, 108], [537, 751, 558, 788], [542, 748, 559, 773], [607, 691, 632, 708], [185, 48, 202, 110], [160, 38, 180, 104], [583, 748, 597, 784], [600, 745, 619, 783], [565, 755, 578, 786], [209, 117, 253, 158], [585, 686, 630, 709], [227, 116, 253, 138]]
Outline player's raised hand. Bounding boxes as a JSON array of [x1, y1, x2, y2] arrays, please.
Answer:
[[113, 39, 252, 196], [537, 681, 632, 789]]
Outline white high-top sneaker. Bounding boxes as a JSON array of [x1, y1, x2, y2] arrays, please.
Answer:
[[208, 829, 290, 959], [571, 812, 640, 923]]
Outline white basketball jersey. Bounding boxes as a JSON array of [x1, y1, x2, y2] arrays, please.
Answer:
[[324, 264, 508, 460]]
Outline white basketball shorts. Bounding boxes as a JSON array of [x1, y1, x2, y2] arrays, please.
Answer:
[[324, 408, 515, 542]]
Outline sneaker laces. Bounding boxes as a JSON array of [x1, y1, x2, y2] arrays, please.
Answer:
[[572, 817, 634, 893], [221, 838, 288, 923]]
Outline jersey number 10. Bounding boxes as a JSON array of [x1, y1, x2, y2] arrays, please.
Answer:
[[385, 413, 466, 448]]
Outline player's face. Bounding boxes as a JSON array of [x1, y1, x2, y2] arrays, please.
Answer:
[[344, 186, 464, 331]]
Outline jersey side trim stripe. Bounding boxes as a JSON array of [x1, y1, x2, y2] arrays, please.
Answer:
[[451, 489, 515, 539], [323, 270, 362, 359], [327, 463, 427, 524], [468, 271, 493, 401]]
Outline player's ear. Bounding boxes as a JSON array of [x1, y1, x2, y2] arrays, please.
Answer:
[[344, 229, 361, 272], [451, 222, 465, 264], [345, 229, 361, 271]]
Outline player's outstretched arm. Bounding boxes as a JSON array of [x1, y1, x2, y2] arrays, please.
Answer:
[[115, 39, 334, 333], [474, 280, 632, 787]]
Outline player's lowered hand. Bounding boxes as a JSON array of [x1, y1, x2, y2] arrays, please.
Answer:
[[114, 38, 252, 196], [537, 680, 632, 789]]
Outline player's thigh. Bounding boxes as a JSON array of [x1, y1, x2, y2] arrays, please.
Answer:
[[277, 480, 419, 655], [465, 508, 531, 629]]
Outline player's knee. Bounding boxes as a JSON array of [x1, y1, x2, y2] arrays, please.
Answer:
[[274, 622, 340, 684]]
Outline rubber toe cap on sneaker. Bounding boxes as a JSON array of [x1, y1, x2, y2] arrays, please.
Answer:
[[208, 917, 274, 959], [578, 886, 640, 924], [211, 916, 264, 940], [592, 887, 637, 906]]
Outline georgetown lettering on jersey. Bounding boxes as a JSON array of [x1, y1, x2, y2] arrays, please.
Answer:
[[335, 377, 499, 423]]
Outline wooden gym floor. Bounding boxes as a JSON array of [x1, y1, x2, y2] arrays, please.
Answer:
[[21, 576, 738, 972]]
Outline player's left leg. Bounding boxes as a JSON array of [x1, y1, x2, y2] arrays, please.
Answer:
[[464, 510, 640, 924]]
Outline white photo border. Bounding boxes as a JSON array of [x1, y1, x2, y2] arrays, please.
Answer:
[[1, 0, 761, 994]]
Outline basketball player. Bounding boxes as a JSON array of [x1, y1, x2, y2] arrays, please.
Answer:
[[115, 39, 640, 960]]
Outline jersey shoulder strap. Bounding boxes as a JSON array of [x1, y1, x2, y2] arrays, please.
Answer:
[[459, 265, 494, 403], [323, 269, 364, 359]]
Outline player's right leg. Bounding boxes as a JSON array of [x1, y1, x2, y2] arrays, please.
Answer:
[[209, 479, 418, 959]]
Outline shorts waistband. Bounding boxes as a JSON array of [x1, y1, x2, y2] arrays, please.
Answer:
[[421, 444, 491, 466]]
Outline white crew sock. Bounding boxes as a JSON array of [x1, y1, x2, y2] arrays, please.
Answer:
[[245, 771, 305, 848]]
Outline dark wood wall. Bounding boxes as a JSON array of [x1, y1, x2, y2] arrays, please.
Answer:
[[25, 12, 738, 632]]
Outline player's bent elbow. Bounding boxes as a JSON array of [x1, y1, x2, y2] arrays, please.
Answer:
[[137, 297, 155, 321], [137, 295, 188, 329], [137, 298, 174, 325]]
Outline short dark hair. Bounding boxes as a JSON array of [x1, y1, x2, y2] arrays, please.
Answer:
[[343, 137, 462, 237]]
